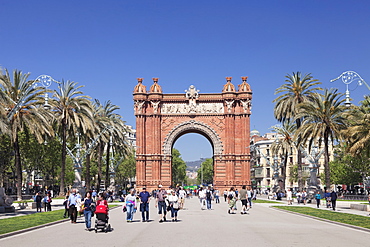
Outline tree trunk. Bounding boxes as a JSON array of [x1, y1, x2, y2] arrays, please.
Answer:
[[85, 140, 91, 190], [96, 141, 104, 191], [282, 152, 288, 190], [324, 129, 331, 190], [105, 142, 111, 189], [59, 118, 67, 196], [85, 153, 91, 190], [14, 135, 22, 201], [295, 118, 303, 191]]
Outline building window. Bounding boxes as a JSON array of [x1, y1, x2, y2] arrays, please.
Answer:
[[266, 168, 270, 178], [266, 149, 270, 156]]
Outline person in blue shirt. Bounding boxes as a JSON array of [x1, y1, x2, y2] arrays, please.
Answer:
[[139, 187, 151, 222], [67, 189, 81, 223], [315, 191, 321, 208], [91, 190, 97, 201]]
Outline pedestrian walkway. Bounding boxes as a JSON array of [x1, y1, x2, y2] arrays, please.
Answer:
[[259, 194, 370, 217], [1, 194, 369, 247]]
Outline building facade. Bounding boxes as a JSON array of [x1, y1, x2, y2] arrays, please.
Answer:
[[250, 130, 333, 191]]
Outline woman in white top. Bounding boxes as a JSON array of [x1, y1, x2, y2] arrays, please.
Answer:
[[167, 190, 180, 222], [198, 187, 206, 210]]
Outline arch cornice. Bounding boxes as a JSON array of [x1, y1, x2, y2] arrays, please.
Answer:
[[162, 120, 223, 157]]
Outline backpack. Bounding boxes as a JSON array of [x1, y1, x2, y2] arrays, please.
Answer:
[[206, 190, 211, 199], [228, 193, 234, 199]]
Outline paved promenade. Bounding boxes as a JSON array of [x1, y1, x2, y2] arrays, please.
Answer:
[[1, 197, 369, 247]]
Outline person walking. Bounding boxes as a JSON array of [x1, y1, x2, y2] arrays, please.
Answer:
[[178, 187, 186, 209], [324, 189, 331, 208], [302, 190, 307, 205], [63, 195, 69, 218], [205, 186, 213, 210], [227, 187, 237, 214], [296, 191, 302, 205], [315, 191, 321, 208], [198, 187, 206, 210], [35, 192, 42, 212], [286, 189, 293, 205], [168, 190, 180, 222], [125, 189, 137, 222], [67, 189, 81, 224], [214, 188, 220, 204], [44, 192, 52, 212], [139, 187, 151, 222], [92, 190, 97, 201], [223, 190, 228, 202], [330, 190, 338, 211], [247, 188, 253, 208], [239, 185, 249, 214], [155, 185, 167, 223], [83, 192, 94, 230]]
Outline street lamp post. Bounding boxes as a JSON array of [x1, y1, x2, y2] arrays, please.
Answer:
[[7, 74, 57, 121], [64, 126, 112, 192], [331, 71, 370, 107]]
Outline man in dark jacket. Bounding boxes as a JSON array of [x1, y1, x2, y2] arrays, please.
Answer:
[[35, 192, 42, 212], [330, 190, 338, 211]]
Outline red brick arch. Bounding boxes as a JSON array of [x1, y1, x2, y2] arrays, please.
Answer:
[[133, 77, 252, 191]]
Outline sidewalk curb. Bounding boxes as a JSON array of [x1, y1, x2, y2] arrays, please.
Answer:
[[271, 206, 370, 233], [0, 206, 121, 239]]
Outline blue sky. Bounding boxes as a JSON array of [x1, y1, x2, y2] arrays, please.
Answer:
[[1, 1, 370, 161]]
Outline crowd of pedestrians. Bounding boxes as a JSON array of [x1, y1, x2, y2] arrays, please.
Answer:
[[31, 184, 260, 233]]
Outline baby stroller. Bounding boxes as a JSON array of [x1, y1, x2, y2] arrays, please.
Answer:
[[94, 203, 111, 233]]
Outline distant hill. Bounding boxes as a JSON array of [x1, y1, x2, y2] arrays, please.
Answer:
[[186, 158, 208, 171]]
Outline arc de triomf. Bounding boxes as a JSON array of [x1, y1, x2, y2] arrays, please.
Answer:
[[133, 77, 252, 191]]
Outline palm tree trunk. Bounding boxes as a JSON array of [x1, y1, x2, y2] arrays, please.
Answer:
[[85, 153, 91, 190], [282, 152, 288, 190], [14, 135, 22, 201], [59, 118, 67, 196], [84, 139, 91, 190], [295, 118, 303, 191], [105, 142, 111, 190], [324, 129, 331, 189], [97, 141, 104, 191]]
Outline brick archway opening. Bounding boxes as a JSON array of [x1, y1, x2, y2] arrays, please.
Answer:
[[133, 77, 252, 191], [164, 121, 218, 185]]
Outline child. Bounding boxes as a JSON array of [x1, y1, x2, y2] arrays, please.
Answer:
[[63, 196, 69, 218]]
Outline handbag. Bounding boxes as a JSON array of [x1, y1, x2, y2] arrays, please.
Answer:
[[123, 205, 127, 212]]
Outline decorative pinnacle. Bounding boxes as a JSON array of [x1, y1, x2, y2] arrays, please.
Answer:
[[241, 76, 248, 82], [137, 78, 143, 83], [153, 78, 159, 83], [225, 77, 232, 82]]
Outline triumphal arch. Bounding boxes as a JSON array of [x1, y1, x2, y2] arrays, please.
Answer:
[[133, 77, 252, 191]]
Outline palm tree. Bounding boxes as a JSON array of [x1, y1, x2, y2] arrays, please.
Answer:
[[271, 121, 296, 190], [51, 80, 94, 195], [296, 88, 347, 189], [342, 96, 370, 155], [0, 69, 53, 200], [273, 72, 322, 190], [93, 100, 128, 189]]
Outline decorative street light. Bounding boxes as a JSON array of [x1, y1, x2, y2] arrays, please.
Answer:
[[331, 71, 370, 107], [7, 74, 57, 121], [64, 126, 113, 191]]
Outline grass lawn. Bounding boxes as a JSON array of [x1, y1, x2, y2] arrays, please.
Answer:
[[0, 204, 119, 235], [254, 199, 282, 204], [12, 200, 33, 203], [274, 206, 370, 229]]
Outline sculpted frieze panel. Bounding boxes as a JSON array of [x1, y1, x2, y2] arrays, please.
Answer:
[[161, 103, 224, 114]]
